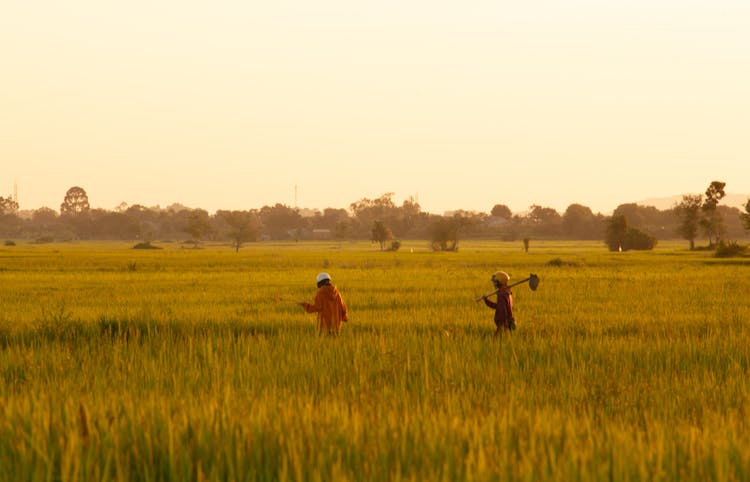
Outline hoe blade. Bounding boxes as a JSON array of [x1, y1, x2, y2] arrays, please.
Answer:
[[529, 273, 540, 291]]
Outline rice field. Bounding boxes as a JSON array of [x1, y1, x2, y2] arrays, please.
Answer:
[[0, 240, 748, 481]]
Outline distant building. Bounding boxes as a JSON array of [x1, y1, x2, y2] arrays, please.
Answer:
[[312, 229, 332, 240]]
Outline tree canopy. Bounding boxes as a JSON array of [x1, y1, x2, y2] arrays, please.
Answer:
[[3, 185, 748, 249], [60, 186, 90, 216]]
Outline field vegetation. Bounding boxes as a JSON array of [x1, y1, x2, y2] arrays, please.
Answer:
[[0, 241, 748, 481]]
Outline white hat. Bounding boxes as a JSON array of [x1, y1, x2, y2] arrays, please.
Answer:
[[316, 272, 331, 284]]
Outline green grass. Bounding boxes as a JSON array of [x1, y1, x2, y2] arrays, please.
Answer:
[[0, 240, 748, 481]]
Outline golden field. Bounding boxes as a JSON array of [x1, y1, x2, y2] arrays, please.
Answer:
[[0, 241, 748, 481]]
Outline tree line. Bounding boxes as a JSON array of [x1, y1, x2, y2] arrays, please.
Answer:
[[1, 183, 749, 251]]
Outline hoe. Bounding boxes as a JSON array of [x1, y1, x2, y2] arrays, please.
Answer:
[[475, 273, 540, 302]]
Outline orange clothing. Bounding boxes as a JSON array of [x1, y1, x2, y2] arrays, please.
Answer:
[[303, 285, 348, 334]]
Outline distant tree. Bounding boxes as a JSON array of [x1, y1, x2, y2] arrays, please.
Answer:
[[429, 217, 459, 251], [612, 203, 644, 229], [612, 203, 671, 237], [742, 199, 750, 232], [674, 194, 702, 250], [0, 196, 21, 237], [25, 207, 60, 239], [561, 204, 599, 239], [523, 237, 530, 252], [60, 186, 90, 216], [700, 181, 726, 245], [32, 207, 58, 224], [526, 205, 562, 236], [218, 210, 260, 252], [185, 209, 212, 246], [428, 214, 475, 251], [605, 215, 629, 251], [0, 196, 19, 215], [490, 204, 512, 220], [704, 180, 726, 205], [334, 220, 350, 242], [259, 203, 303, 240], [371, 220, 393, 250], [347, 193, 427, 238], [397, 197, 423, 235], [716, 205, 746, 240], [88, 209, 139, 239], [314, 208, 350, 230], [59, 186, 92, 238], [350, 193, 398, 237], [605, 214, 657, 251], [350, 193, 396, 221], [124, 204, 158, 241], [498, 215, 524, 241]]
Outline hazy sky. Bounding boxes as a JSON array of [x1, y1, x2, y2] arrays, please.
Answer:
[[2, 0, 748, 214]]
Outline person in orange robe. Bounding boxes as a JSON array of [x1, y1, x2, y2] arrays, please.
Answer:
[[300, 272, 348, 334]]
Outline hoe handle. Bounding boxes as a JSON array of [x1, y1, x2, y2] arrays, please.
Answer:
[[474, 277, 530, 302]]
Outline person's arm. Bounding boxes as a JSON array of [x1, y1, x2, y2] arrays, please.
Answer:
[[303, 290, 324, 313], [483, 296, 497, 309]]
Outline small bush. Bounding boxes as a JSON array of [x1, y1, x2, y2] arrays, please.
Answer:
[[714, 241, 747, 258], [34, 236, 54, 244], [605, 228, 657, 251], [388, 240, 402, 252], [623, 229, 658, 251], [132, 242, 162, 250], [605, 215, 657, 251], [546, 258, 580, 267], [4, 240, 15, 246]]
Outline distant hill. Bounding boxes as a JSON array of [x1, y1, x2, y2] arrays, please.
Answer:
[[635, 193, 750, 211]]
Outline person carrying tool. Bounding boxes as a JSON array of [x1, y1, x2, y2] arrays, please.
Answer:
[[482, 271, 516, 335], [299, 272, 348, 335]]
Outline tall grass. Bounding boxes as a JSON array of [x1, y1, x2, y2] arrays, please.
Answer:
[[0, 241, 748, 481]]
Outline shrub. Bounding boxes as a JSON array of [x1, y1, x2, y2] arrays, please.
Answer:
[[387, 240, 402, 252], [714, 241, 747, 258], [133, 242, 162, 250], [623, 228, 657, 251], [429, 218, 460, 251], [546, 258, 580, 267], [4, 240, 15, 246], [605, 215, 657, 251]]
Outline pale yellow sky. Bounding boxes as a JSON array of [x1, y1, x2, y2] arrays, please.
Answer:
[[2, 0, 748, 214]]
